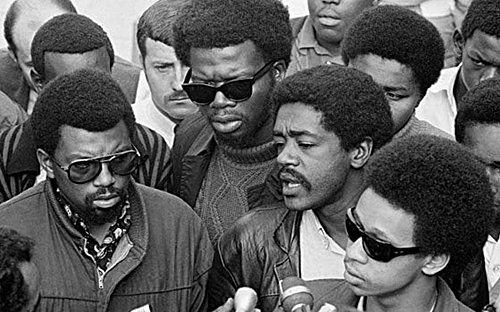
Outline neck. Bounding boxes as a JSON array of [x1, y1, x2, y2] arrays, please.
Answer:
[[367, 276, 438, 312], [454, 68, 468, 109], [314, 169, 365, 249]]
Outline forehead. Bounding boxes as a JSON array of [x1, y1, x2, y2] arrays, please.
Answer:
[[44, 47, 111, 81], [349, 54, 418, 91], [188, 40, 264, 80], [144, 38, 176, 60], [463, 123, 500, 157], [465, 30, 500, 64], [56, 120, 131, 158], [274, 102, 326, 133], [356, 188, 416, 246]]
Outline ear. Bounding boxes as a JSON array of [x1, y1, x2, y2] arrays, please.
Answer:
[[272, 60, 287, 83], [7, 46, 17, 63], [421, 253, 450, 276], [37, 148, 55, 179], [349, 138, 373, 169], [453, 29, 465, 60], [30, 69, 44, 94]]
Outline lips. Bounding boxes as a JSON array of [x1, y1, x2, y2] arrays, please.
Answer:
[[343, 263, 364, 284], [210, 115, 242, 134], [93, 194, 120, 209]]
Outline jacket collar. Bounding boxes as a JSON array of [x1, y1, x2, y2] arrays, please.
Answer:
[[272, 207, 302, 279]]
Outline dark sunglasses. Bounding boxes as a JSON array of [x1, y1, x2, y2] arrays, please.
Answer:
[[345, 208, 421, 262], [51, 147, 142, 184], [182, 61, 276, 105]]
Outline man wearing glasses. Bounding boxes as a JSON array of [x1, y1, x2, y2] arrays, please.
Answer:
[[0, 69, 213, 311], [454, 78, 500, 311], [0, 13, 172, 203], [209, 65, 394, 311], [344, 135, 492, 312], [169, 0, 293, 244]]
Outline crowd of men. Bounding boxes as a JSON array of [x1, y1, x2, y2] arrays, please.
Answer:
[[0, 0, 499, 311]]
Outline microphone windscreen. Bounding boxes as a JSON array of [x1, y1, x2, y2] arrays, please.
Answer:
[[281, 276, 314, 312], [234, 287, 258, 312]]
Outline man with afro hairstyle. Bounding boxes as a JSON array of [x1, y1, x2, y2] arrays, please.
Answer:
[[344, 135, 493, 312], [133, 0, 198, 147], [417, 0, 500, 138], [286, 0, 377, 77], [170, 0, 292, 244], [0, 227, 38, 312], [342, 5, 451, 140], [454, 78, 500, 310], [209, 65, 394, 311], [0, 13, 172, 204], [0, 0, 140, 112], [0, 69, 212, 311]]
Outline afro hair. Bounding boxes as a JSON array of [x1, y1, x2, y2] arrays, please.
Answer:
[[31, 13, 114, 79], [341, 5, 444, 96], [173, 0, 292, 67], [137, 0, 188, 57], [0, 227, 34, 312], [4, 0, 77, 53], [365, 135, 493, 276], [456, 78, 500, 142], [461, 0, 500, 40], [31, 69, 135, 155], [270, 64, 393, 152]]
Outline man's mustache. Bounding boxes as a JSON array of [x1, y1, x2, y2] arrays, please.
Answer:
[[278, 167, 312, 191]]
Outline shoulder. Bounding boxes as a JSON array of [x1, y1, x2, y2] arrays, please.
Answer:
[[220, 203, 290, 246], [0, 183, 47, 228]]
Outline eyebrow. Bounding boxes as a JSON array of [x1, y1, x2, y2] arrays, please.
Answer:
[[273, 129, 317, 137], [352, 209, 392, 243]]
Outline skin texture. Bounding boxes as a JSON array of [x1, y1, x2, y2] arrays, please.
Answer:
[[34, 46, 111, 88], [141, 38, 197, 122], [188, 40, 286, 148], [38, 120, 132, 229], [349, 54, 421, 134], [273, 102, 353, 211], [462, 124, 500, 227], [307, 0, 375, 53], [9, 7, 67, 91], [344, 188, 440, 312], [456, 30, 500, 100]]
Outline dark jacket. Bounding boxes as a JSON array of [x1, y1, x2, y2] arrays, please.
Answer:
[[0, 48, 141, 107], [208, 203, 357, 312], [0, 119, 171, 203], [0, 180, 213, 311], [169, 112, 282, 209], [446, 251, 489, 311]]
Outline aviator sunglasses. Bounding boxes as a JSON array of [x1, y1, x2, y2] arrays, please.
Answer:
[[50, 147, 143, 184], [182, 61, 276, 105], [345, 207, 421, 262]]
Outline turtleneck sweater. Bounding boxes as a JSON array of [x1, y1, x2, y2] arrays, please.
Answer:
[[194, 139, 277, 244]]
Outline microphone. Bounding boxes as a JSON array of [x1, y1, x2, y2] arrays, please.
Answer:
[[234, 287, 258, 312], [280, 276, 314, 312]]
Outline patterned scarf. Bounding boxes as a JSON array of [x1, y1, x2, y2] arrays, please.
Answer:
[[55, 187, 132, 272]]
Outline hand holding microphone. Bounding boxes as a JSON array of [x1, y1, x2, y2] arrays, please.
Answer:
[[234, 287, 258, 312], [280, 276, 314, 312]]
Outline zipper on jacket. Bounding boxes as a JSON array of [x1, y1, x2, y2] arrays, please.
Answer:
[[97, 269, 104, 289]]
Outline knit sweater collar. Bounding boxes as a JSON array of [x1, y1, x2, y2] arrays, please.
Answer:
[[217, 139, 277, 164]]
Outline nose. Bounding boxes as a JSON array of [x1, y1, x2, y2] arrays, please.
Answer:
[[209, 90, 236, 109], [276, 142, 300, 167], [173, 65, 189, 91], [481, 67, 500, 82], [93, 163, 116, 187], [345, 237, 369, 264]]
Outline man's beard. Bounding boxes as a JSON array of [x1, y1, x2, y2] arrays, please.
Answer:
[[79, 187, 127, 226]]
